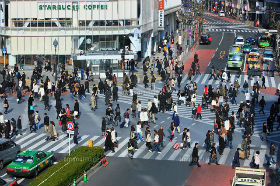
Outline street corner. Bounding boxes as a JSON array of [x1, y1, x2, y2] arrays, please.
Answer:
[[249, 86, 278, 96], [185, 163, 235, 186], [183, 49, 216, 74]]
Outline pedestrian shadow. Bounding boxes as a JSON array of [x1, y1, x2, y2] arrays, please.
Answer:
[[7, 108, 13, 113], [18, 99, 25, 104]]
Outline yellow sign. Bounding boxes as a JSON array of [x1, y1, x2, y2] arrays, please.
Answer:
[[226, 2, 228, 6]]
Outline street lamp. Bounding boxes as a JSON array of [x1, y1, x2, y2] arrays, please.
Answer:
[[53, 39, 58, 82]]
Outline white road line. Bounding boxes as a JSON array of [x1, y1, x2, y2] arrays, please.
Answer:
[[59, 135, 90, 153], [17, 178, 25, 184], [219, 32, 224, 46], [155, 141, 175, 160], [29, 134, 66, 150], [0, 173, 7, 178], [218, 148, 231, 164], [21, 133, 46, 148], [133, 142, 147, 158], [208, 78, 213, 85], [270, 77, 276, 88], [230, 75, 236, 84], [94, 138, 106, 146], [48, 136, 72, 152], [265, 76, 269, 87], [243, 55, 247, 72], [38, 140, 59, 151], [201, 74, 209, 84], [180, 142, 195, 161], [15, 133, 37, 144], [168, 148, 182, 160]]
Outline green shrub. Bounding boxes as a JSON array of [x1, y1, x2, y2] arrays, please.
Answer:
[[29, 146, 104, 186]]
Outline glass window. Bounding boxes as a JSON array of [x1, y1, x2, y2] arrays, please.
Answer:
[[13, 155, 34, 164], [229, 55, 242, 61]]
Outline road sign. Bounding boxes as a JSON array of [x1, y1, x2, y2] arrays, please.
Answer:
[[67, 130, 74, 134], [67, 121, 74, 131], [170, 44, 174, 48]]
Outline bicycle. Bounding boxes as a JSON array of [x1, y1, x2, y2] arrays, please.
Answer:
[[105, 115, 119, 126]]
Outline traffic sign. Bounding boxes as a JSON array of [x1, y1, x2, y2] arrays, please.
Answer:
[[67, 121, 74, 131], [170, 44, 174, 48], [67, 130, 74, 134]]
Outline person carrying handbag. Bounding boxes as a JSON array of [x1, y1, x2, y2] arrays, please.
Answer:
[[208, 143, 219, 165]]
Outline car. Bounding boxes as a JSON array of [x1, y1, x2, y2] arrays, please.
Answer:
[[0, 139, 21, 170], [262, 49, 274, 63], [250, 48, 260, 56], [219, 11, 225, 17], [235, 36, 245, 46], [246, 36, 256, 45], [247, 53, 260, 69], [0, 177, 18, 186], [242, 44, 252, 53], [199, 34, 211, 45], [6, 150, 55, 177]]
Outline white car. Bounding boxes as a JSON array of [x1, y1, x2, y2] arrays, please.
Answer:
[[219, 11, 225, 17], [263, 49, 274, 63], [250, 48, 260, 56], [235, 36, 245, 46]]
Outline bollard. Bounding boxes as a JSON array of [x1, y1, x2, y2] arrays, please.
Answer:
[[73, 179, 77, 186], [83, 170, 88, 182]]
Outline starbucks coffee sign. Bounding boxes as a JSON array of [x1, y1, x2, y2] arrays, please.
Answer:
[[38, 4, 108, 10]]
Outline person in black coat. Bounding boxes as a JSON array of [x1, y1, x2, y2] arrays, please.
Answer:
[[3, 98, 9, 114], [104, 130, 115, 153], [227, 128, 233, 149], [4, 120, 10, 139], [232, 148, 241, 169], [73, 124, 79, 145], [17, 116, 22, 135], [74, 100, 79, 115], [205, 130, 211, 152], [208, 143, 219, 165], [219, 134, 225, 155], [101, 117, 106, 136], [55, 99, 62, 119], [44, 95, 50, 111], [189, 143, 201, 167]]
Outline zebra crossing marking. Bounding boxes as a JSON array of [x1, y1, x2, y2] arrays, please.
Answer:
[[21, 133, 46, 149], [16, 133, 37, 144]]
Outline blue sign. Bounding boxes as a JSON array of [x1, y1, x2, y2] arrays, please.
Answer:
[[188, 34, 192, 37], [167, 44, 170, 47], [2, 48, 6, 52]]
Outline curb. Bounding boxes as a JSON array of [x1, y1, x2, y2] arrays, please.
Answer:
[[74, 156, 105, 186]]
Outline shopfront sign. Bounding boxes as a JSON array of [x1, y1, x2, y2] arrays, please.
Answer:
[[38, 4, 108, 10], [158, 0, 164, 30]]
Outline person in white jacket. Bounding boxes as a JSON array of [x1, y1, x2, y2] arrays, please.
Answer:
[[111, 127, 117, 144], [222, 71, 228, 82], [137, 101, 142, 118], [33, 83, 39, 98], [0, 112, 4, 125], [38, 85, 45, 101], [153, 96, 159, 109]]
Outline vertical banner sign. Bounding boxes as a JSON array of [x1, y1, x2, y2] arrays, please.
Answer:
[[158, 0, 164, 30], [0, 2, 5, 27]]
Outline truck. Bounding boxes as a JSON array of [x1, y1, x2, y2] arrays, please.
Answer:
[[232, 167, 266, 186]]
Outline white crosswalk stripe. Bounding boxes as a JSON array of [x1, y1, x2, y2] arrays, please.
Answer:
[[205, 28, 258, 33]]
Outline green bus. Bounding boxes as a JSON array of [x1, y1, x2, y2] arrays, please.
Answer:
[[258, 35, 271, 48], [227, 46, 243, 69]]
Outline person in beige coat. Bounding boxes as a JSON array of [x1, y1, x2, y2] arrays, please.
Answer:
[[46, 121, 55, 141], [91, 93, 96, 111]]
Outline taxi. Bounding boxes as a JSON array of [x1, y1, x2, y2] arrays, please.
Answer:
[[6, 150, 55, 177], [247, 53, 260, 69]]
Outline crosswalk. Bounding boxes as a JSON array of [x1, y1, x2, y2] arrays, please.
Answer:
[[3, 132, 276, 171], [203, 22, 247, 25], [188, 74, 278, 88], [205, 28, 258, 33]]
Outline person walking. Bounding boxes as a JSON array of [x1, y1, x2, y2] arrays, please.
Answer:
[[104, 129, 115, 153], [129, 126, 138, 149], [151, 130, 161, 153], [34, 111, 41, 130], [91, 93, 96, 111], [158, 126, 165, 147], [43, 113, 49, 133], [252, 151, 260, 169], [169, 122, 175, 142], [173, 113, 180, 133], [73, 124, 79, 145], [3, 98, 9, 114], [208, 143, 219, 165], [74, 99, 79, 117], [205, 130, 211, 152], [146, 128, 152, 152], [227, 127, 233, 149], [124, 109, 130, 128], [266, 143, 276, 166], [261, 76, 266, 89], [259, 96, 266, 114], [261, 122, 267, 141], [241, 137, 249, 159], [44, 94, 50, 111], [101, 117, 106, 136], [189, 143, 201, 167], [232, 148, 241, 169], [196, 104, 202, 119], [136, 122, 143, 141], [218, 133, 225, 155], [46, 121, 55, 141], [17, 116, 22, 135]]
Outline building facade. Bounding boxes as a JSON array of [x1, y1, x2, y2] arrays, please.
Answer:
[[0, 0, 181, 70]]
